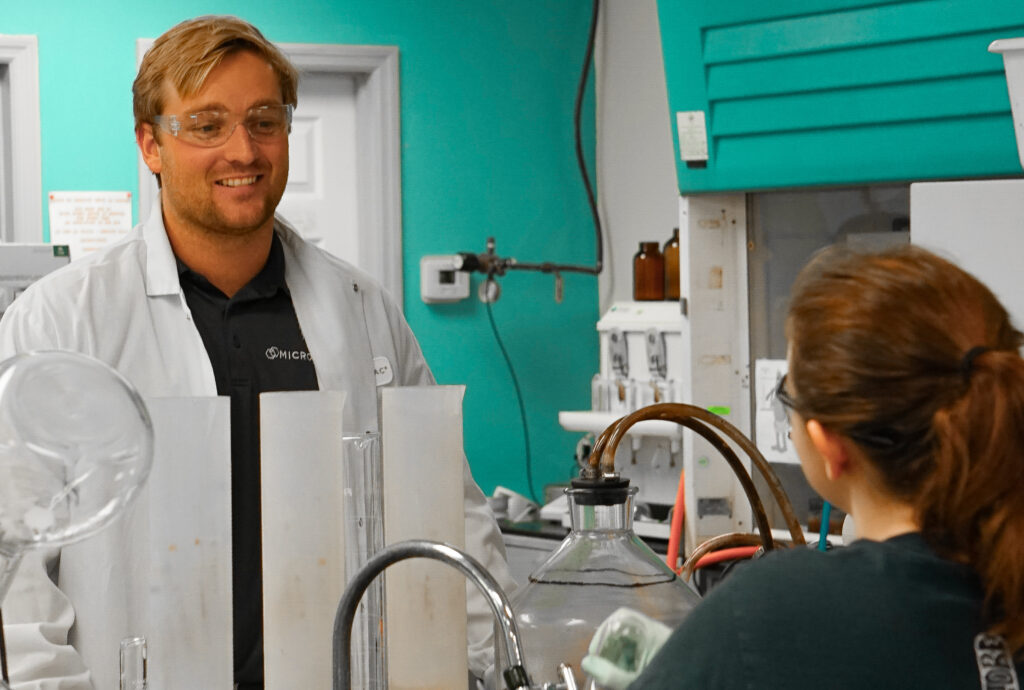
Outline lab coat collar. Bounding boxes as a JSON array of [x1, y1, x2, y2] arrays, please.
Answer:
[[142, 195, 184, 297]]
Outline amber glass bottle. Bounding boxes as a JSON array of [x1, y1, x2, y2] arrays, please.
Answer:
[[633, 241, 664, 300], [663, 228, 680, 300]]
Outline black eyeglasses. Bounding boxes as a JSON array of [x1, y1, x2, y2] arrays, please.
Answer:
[[774, 374, 799, 414], [774, 373, 900, 450]]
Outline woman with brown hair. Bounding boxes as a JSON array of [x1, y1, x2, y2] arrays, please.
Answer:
[[629, 245, 1024, 689]]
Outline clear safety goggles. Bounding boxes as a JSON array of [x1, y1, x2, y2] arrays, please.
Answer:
[[152, 104, 293, 147]]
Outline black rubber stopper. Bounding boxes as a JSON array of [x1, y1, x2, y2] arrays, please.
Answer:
[[570, 476, 631, 505]]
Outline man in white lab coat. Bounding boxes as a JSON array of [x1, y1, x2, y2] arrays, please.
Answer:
[[0, 15, 515, 690]]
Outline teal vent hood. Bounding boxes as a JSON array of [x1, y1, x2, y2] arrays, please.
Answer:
[[656, 0, 1024, 193]]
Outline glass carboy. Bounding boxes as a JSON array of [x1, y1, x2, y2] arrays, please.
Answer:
[[499, 478, 701, 687]]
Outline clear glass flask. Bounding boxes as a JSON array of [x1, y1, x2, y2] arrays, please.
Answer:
[[499, 480, 701, 687]]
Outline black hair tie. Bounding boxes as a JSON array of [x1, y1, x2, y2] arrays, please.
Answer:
[[960, 346, 991, 382]]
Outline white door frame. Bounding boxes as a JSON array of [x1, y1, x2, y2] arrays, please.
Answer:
[[136, 40, 404, 305], [0, 35, 43, 243]]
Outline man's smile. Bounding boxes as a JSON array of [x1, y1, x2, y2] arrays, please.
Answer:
[[216, 175, 261, 187]]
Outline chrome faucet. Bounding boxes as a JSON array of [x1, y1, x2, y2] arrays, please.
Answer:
[[332, 539, 544, 690]]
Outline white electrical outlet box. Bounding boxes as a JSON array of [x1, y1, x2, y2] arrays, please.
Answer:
[[420, 255, 470, 303]]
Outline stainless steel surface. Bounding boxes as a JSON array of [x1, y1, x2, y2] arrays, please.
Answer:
[[332, 539, 531, 690]]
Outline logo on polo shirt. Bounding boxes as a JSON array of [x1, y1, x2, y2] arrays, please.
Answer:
[[265, 346, 313, 362]]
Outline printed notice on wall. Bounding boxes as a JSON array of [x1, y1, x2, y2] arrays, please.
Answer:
[[754, 358, 800, 465], [48, 191, 133, 261]]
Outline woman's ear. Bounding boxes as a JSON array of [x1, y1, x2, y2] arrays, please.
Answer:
[[805, 419, 850, 481]]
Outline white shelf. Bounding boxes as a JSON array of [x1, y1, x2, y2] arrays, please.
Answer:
[[558, 410, 683, 439]]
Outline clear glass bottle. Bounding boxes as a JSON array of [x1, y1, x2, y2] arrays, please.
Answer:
[[633, 242, 665, 301], [663, 228, 680, 301], [591, 374, 607, 412], [499, 479, 701, 686]]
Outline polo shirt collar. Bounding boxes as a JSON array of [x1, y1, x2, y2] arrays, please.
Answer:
[[143, 194, 287, 299], [175, 234, 288, 301]]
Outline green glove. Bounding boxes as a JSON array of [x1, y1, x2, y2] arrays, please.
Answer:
[[580, 607, 673, 690]]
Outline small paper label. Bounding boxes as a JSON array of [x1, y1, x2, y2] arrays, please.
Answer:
[[676, 111, 709, 162], [373, 356, 393, 386]]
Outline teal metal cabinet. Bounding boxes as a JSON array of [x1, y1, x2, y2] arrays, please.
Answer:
[[657, 0, 1024, 192]]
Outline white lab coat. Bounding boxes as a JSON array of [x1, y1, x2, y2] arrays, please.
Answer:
[[0, 201, 516, 688]]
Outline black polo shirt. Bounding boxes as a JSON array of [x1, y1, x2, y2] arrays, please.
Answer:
[[177, 234, 318, 687]]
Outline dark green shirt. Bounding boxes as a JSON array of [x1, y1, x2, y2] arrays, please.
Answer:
[[629, 533, 1022, 689], [178, 235, 318, 687]]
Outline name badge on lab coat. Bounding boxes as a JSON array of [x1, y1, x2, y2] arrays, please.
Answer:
[[374, 356, 393, 386]]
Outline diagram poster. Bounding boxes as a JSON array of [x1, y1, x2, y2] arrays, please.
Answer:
[[754, 358, 800, 464]]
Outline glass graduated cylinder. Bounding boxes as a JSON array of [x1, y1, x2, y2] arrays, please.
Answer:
[[342, 432, 386, 690]]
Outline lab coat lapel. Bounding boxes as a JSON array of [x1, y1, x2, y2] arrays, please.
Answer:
[[277, 220, 379, 435], [138, 197, 217, 396]]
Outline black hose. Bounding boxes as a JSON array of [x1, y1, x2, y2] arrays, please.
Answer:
[[461, 0, 603, 280], [573, 0, 603, 274], [485, 295, 539, 504]]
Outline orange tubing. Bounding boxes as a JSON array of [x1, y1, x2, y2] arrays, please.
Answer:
[[666, 468, 685, 573], [693, 545, 759, 570], [680, 532, 766, 581]]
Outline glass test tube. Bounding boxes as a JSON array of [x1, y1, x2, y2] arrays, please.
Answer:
[[119, 636, 147, 690]]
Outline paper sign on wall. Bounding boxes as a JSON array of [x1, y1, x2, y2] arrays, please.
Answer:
[[48, 191, 132, 260], [754, 358, 800, 465]]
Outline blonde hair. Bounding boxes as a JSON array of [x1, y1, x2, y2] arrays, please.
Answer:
[[133, 15, 298, 130]]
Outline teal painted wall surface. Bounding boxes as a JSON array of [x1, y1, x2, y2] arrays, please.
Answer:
[[657, 0, 1024, 192], [1, 1, 600, 498]]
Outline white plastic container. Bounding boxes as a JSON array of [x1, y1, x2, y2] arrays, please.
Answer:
[[989, 37, 1024, 169]]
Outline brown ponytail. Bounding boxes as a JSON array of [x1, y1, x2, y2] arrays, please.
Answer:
[[921, 350, 1024, 652], [786, 244, 1024, 655]]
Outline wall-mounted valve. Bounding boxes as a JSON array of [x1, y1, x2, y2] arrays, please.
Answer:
[[454, 237, 599, 304]]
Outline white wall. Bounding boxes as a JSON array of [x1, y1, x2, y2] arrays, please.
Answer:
[[596, 0, 679, 311]]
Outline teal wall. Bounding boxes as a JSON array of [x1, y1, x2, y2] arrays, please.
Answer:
[[657, 0, 1024, 192], [2, 1, 600, 498]]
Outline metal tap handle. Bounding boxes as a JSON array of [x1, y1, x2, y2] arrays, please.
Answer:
[[332, 539, 531, 690], [557, 663, 579, 690], [515, 664, 578, 690]]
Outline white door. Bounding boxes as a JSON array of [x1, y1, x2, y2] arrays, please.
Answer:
[[136, 41, 403, 304], [275, 72, 359, 264], [0, 35, 43, 243], [0, 64, 10, 237]]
